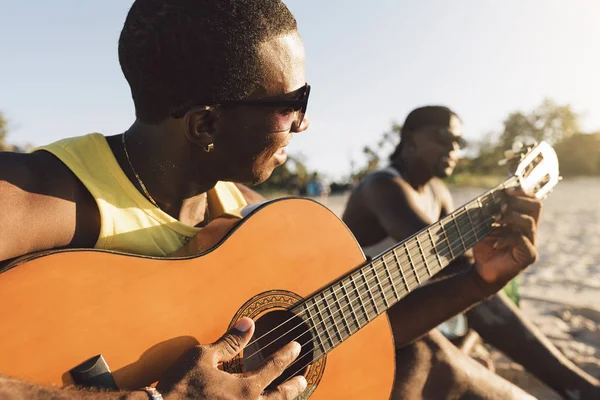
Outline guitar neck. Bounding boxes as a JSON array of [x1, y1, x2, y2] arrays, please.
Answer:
[[292, 175, 520, 360]]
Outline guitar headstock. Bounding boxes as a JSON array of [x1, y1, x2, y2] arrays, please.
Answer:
[[511, 141, 560, 200]]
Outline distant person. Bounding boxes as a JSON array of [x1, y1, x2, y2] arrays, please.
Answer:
[[305, 172, 329, 202], [318, 176, 330, 204], [342, 105, 599, 399]]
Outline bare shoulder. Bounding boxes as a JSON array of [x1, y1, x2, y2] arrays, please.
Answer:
[[234, 183, 266, 205], [429, 177, 454, 210], [362, 170, 412, 199], [429, 177, 451, 196], [0, 151, 98, 261], [0, 151, 78, 196]]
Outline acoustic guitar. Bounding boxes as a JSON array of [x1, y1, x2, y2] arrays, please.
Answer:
[[0, 142, 559, 399]]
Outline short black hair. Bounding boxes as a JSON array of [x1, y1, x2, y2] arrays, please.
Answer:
[[119, 0, 298, 123], [389, 105, 461, 160]]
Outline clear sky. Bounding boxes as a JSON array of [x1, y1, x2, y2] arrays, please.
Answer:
[[1, 0, 599, 179]]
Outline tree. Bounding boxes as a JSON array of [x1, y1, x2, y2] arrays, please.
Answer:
[[500, 99, 579, 149], [0, 112, 8, 151], [554, 132, 600, 177], [353, 123, 401, 179], [0, 112, 34, 153]]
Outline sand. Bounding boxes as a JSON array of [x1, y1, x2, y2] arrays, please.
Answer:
[[314, 177, 599, 398]]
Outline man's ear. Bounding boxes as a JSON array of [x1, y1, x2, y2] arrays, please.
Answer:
[[184, 106, 218, 147]]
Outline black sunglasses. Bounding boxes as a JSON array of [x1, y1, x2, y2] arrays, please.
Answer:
[[172, 83, 311, 129], [425, 127, 467, 149]]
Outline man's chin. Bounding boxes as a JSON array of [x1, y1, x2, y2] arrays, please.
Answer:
[[250, 166, 277, 185], [435, 167, 454, 179]]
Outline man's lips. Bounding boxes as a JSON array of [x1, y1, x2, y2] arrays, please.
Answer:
[[440, 156, 457, 167], [273, 146, 288, 164]]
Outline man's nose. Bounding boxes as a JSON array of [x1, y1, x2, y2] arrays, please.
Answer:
[[292, 114, 310, 133]]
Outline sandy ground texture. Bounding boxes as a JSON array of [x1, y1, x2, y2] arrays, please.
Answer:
[[313, 177, 599, 399]]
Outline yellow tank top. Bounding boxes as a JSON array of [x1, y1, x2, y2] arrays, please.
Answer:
[[36, 133, 248, 257]]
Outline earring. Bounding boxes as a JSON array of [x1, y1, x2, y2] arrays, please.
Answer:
[[204, 143, 214, 153]]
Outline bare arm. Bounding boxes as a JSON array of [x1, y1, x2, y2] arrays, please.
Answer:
[[0, 375, 147, 400], [359, 176, 482, 345], [362, 179, 541, 348], [0, 151, 99, 262]]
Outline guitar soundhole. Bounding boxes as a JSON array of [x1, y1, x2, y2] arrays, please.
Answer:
[[243, 310, 315, 390]]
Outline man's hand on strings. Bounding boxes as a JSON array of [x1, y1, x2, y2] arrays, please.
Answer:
[[157, 318, 307, 400], [473, 187, 542, 286]]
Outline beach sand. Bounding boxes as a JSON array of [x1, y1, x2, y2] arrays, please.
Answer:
[[313, 177, 599, 399]]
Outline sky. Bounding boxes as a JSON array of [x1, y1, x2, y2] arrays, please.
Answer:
[[1, 0, 599, 179]]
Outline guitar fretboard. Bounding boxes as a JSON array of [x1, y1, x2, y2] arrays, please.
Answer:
[[292, 176, 518, 359]]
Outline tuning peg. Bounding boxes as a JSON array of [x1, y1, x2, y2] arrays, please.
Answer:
[[498, 149, 522, 166], [512, 141, 524, 152]]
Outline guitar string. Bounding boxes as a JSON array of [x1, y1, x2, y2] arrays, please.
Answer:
[[242, 183, 509, 353], [243, 211, 496, 362], [243, 209, 500, 364], [241, 188, 508, 360], [282, 178, 531, 378], [241, 178, 514, 354], [278, 211, 514, 383]]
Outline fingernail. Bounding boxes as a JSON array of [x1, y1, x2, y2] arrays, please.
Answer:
[[291, 341, 302, 357], [234, 318, 252, 332], [298, 375, 307, 390], [493, 240, 499, 249]]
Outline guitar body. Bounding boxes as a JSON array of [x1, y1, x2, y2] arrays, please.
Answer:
[[0, 199, 395, 399]]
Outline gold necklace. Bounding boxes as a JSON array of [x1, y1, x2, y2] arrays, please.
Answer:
[[121, 133, 210, 223], [122, 133, 161, 209]]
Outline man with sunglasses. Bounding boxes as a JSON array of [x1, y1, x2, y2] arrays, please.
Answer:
[[342, 105, 599, 399], [0, 0, 309, 399], [0, 0, 545, 398]]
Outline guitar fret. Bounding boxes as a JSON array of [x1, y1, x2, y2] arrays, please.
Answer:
[[303, 301, 326, 354], [415, 234, 431, 277], [427, 228, 444, 274], [325, 288, 344, 343], [315, 293, 336, 349], [392, 248, 411, 293], [465, 205, 479, 241], [451, 212, 467, 251], [360, 268, 379, 317], [457, 205, 477, 249], [330, 283, 352, 337], [350, 273, 371, 323], [382, 256, 400, 301], [438, 221, 454, 259], [404, 242, 421, 285], [476, 196, 490, 234], [339, 277, 361, 331], [371, 262, 389, 308]]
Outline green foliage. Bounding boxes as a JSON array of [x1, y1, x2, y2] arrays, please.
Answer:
[[254, 153, 314, 194], [500, 99, 579, 149], [461, 99, 584, 180], [0, 112, 34, 153], [0, 112, 8, 151], [353, 123, 401, 179], [554, 132, 600, 177]]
